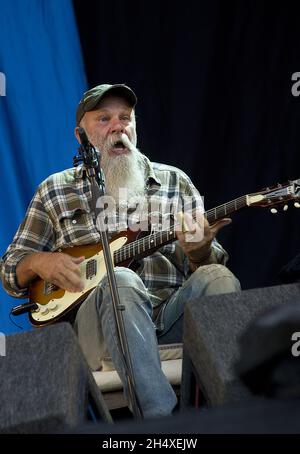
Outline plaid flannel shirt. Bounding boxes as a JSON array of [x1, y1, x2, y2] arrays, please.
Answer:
[[1, 157, 228, 325]]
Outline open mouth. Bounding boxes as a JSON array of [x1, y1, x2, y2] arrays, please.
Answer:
[[111, 139, 129, 155]]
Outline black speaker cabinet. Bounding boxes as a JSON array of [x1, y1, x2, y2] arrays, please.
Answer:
[[181, 283, 300, 407], [0, 322, 112, 433]]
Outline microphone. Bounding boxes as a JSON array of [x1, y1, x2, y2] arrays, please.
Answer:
[[77, 127, 91, 148], [74, 127, 101, 182]]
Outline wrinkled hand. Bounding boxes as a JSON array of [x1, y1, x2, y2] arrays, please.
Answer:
[[176, 212, 232, 263], [31, 252, 85, 293]]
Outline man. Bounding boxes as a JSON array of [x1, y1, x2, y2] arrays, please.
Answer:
[[0, 83, 240, 418]]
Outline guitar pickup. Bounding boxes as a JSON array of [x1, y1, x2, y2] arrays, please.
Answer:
[[86, 259, 97, 279], [44, 282, 59, 296]]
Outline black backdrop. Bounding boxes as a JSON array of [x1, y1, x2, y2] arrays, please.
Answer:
[[73, 0, 300, 290]]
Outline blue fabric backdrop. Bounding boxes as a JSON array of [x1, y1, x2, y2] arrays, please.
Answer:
[[0, 0, 87, 333]]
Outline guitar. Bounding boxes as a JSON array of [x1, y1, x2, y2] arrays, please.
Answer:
[[28, 179, 300, 327]]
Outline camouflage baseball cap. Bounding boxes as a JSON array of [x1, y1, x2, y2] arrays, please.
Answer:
[[76, 83, 137, 125]]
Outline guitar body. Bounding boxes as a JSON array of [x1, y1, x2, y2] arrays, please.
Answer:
[[29, 230, 140, 327]]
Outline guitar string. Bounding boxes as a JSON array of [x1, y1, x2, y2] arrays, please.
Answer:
[[46, 188, 289, 291], [114, 189, 288, 263], [114, 195, 249, 262], [116, 196, 250, 261], [46, 190, 287, 288]]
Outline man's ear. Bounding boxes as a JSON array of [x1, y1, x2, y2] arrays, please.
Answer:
[[74, 127, 81, 143]]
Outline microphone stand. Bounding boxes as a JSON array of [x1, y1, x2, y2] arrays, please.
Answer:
[[74, 128, 143, 419]]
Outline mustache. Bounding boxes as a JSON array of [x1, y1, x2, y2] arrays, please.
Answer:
[[120, 133, 133, 149], [104, 133, 132, 149], [87, 130, 139, 157]]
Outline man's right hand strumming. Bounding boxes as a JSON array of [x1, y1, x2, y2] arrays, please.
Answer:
[[16, 252, 85, 293]]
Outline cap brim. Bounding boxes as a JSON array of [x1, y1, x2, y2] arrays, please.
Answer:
[[76, 84, 137, 125], [87, 85, 137, 111]]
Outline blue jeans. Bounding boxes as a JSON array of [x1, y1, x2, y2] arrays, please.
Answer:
[[74, 265, 240, 418]]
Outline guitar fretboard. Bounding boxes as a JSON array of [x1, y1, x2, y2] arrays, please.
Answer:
[[113, 195, 248, 264], [205, 195, 248, 224]]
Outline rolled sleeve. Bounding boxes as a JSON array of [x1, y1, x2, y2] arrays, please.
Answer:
[[184, 239, 229, 274], [1, 188, 54, 298], [0, 251, 31, 298], [211, 238, 229, 265]]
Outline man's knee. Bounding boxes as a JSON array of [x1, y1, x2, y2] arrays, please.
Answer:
[[100, 266, 144, 290], [192, 264, 241, 295], [194, 263, 236, 279], [98, 267, 152, 317], [99, 267, 150, 309]]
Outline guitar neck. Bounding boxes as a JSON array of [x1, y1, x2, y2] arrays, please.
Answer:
[[113, 194, 249, 265], [205, 194, 248, 224]]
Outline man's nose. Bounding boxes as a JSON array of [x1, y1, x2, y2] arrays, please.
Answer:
[[110, 119, 125, 134]]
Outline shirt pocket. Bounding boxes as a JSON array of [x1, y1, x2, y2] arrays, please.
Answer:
[[56, 201, 96, 246]]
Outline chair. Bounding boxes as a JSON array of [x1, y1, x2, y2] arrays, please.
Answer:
[[92, 343, 183, 410]]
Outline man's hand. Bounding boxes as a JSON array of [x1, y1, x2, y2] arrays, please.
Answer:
[[176, 212, 232, 265], [17, 252, 85, 293]]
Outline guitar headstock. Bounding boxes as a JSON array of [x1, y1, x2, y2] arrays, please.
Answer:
[[247, 179, 300, 212]]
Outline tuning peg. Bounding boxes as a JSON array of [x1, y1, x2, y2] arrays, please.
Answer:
[[294, 202, 300, 208], [283, 204, 288, 211], [271, 208, 278, 214]]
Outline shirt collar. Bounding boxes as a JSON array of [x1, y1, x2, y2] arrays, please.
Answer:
[[142, 155, 161, 186], [74, 165, 86, 180]]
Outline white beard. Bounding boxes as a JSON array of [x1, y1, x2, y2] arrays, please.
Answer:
[[101, 148, 146, 205], [88, 131, 146, 205]]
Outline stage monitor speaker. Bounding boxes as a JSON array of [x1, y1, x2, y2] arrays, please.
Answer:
[[181, 283, 300, 407], [0, 322, 112, 433]]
